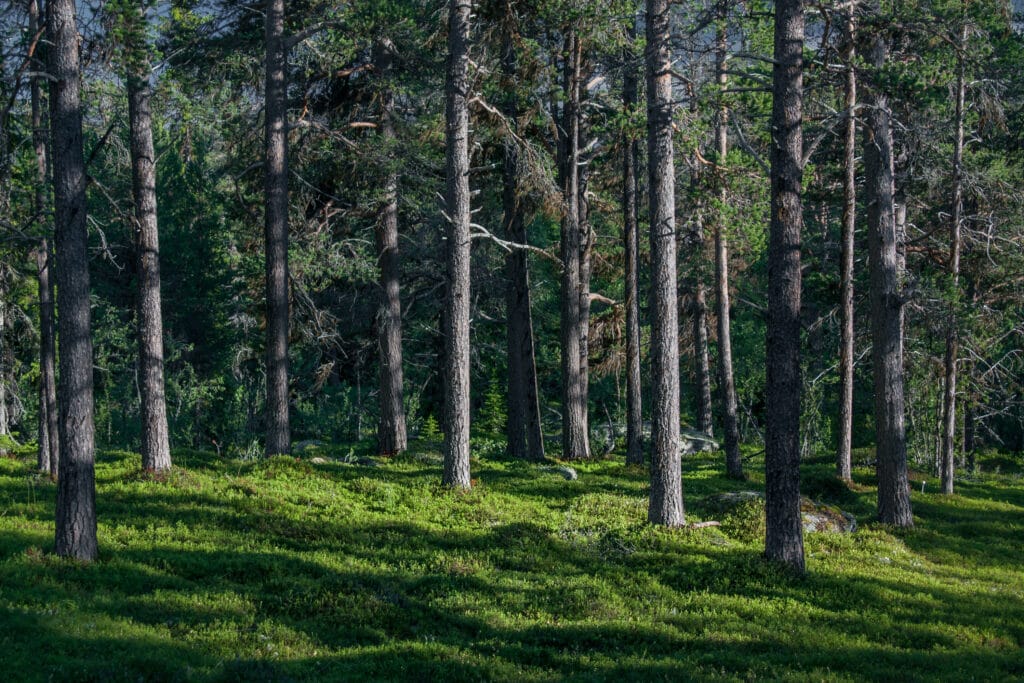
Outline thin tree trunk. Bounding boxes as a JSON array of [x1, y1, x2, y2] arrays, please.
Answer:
[[127, 38, 172, 473], [374, 40, 407, 457], [264, 0, 290, 456], [864, 7, 913, 527], [646, 0, 683, 527], [693, 280, 713, 437], [49, 0, 97, 561], [765, 0, 806, 571], [622, 29, 643, 466], [502, 16, 544, 461], [31, 0, 58, 476], [442, 0, 472, 488], [0, 295, 7, 438], [36, 244, 60, 475], [713, 8, 742, 479], [837, 2, 857, 482], [940, 17, 968, 495], [559, 31, 590, 461]]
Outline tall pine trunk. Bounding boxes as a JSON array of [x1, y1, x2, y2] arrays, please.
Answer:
[[264, 0, 291, 456], [559, 31, 590, 461], [940, 18, 968, 495], [646, 0, 683, 526], [765, 0, 806, 571], [622, 30, 643, 466], [31, 0, 59, 476], [837, 2, 857, 482], [50, 0, 97, 561], [502, 16, 544, 461], [713, 8, 742, 479], [442, 0, 472, 488], [374, 39, 407, 457], [864, 8, 913, 527], [127, 35, 172, 473]]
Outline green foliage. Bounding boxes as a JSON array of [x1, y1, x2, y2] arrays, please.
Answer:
[[1, 447, 1022, 679]]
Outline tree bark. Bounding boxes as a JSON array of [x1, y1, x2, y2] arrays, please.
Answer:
[[646, 0, 684, 527], [837, 2, 857, 482], [0, 293, 7, 438], [693, 279, 713, 437], [264, 0, 291, 456], [501, 16, 544, 461], [713, 8, 742, 479], [31, 0, 59, 476], [765, 0, 805, 571], [442, 0, 472, 488], [864, 9, 913, 527], [559, 31, 590, 461], [622, 29, 644, 466], [36, 242, 59, 476], [127, 32, 172, 473], [374, 40, 407, 457], [49, 0, 98, 561], [940, 17, 968, 495]]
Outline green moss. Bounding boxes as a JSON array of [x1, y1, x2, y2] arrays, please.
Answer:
[[0, 447, 1021, 681]]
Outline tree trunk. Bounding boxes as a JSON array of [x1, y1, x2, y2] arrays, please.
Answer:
[[374, 40, 407, 457], [940, 18, 968, 495], [49, 0, 97, 561], [765, 0, 805, 571], [837, 2, 857, 482], [559, 31, 590, 461], [713, 8, 742, 479], [127, 44, 172, 473], [36, 242, 60, 476], [0, 294, 7, 438], [442, 0, 472, 488], [693, 280, 713, 437], [864, 9, 913, 527], [646, 0, 683, 527], [686, 75, 712, 441], [622, 31, 643, 466], [502, 17, 545, 461], [264, 0, 291, 456], [31, 0, 59, 476]]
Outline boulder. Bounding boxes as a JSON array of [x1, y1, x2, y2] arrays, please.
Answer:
[[707, 491, 856, 533]]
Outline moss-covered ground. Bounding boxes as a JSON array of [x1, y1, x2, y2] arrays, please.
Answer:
[[0, 443, 1021, 681]]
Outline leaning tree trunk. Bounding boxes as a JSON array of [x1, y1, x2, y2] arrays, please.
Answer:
[[559, 31, 590, 461], [31, 0, 59, 476], [501, 18, 544, 461], [837, 1, 857, 482], [49, 0, 97, 561], [128, 47, 172, 473], [646, 0, 683, 527], [374, 39, 407, 457], [713, 8, 742, 479], [264, 0, 291, 457], [765, 0, 806, 571], [622, 30, 643, 466], [940, 19, 968, 495], [864, 9, 913, 527], [442, 0, 472, 488]]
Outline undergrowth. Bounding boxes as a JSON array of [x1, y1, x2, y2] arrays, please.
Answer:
[[0, 444, 1021, 681]]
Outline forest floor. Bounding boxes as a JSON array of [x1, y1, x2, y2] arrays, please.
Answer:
[[0, 441, 1022, 682]]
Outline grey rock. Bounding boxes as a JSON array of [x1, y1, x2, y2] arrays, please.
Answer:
[[708, 490, 856, 533]]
